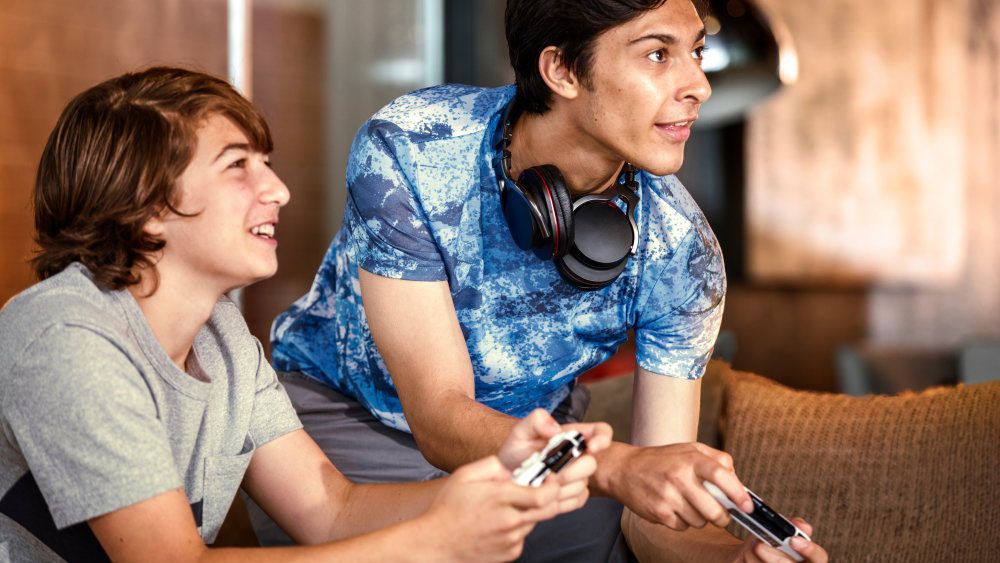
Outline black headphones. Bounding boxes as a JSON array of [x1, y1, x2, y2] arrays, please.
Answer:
[[492, 100, 640, 290]]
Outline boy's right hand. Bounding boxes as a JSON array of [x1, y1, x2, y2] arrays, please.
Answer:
[[615, 442, 752, 530], [423, 455, 560, 562]]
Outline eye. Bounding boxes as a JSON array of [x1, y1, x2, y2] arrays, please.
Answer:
[[263, 157, 273, 168], [228, 158, 247, 170], [692, 45, 708, 61], [646, 48, 666, 63]]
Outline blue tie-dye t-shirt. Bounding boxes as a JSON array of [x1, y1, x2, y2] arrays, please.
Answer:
[[271, 84, 725, 432]]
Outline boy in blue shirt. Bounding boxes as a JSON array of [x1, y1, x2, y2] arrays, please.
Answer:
[[268, 1, 827, 561]]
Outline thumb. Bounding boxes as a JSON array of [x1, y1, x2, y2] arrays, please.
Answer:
[[516, 408, 561, 442], [453, 455, 512, 483]]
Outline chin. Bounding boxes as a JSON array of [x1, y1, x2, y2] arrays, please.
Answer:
[[633, 147, 685, 177], [640, 158, 684, 177]]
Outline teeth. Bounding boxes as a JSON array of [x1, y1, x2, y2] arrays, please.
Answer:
[[251, 223, 275, 238]]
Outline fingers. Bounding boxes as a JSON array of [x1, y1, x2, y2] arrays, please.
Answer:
[[692, 442, 735, 470], [554, 476, 587, 500], [502, 480, 562, 524], [751, 539, 801, 563], [686, 484, 731, 528], [520, 408, 561, 441], [499, 410, 563, 470], [501, 479, 559, 511], [552, 452, 597, 485], [790, 535, 827, 562], [745, 535, 826, 563], [563, 421, 613, 452], [790, 517, 813, 537], [697, 459, 752, 512]]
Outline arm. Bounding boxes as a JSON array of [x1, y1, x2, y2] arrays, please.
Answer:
[[359, 269, 611, 513], [358, 269, 731, 510], [241, 429, 441, 543], [621, 367, 744, 561], [620, 368, 828, 563], [90, 424, 571, 562], [358, 269, 514, 470]]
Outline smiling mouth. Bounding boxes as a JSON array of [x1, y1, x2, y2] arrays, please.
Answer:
[[250, 223, 276, 239], [658, 118, 696, 128]]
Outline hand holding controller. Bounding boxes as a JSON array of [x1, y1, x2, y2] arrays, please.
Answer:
[[512, 431, 587, 487], [703, 480, 811, 562]]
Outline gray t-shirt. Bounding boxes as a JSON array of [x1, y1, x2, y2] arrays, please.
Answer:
[[0, 264, 302, 562]]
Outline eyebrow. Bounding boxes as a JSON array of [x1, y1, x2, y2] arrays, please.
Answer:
[[212, 143, 252, 163], [629, 28, 707, 46]]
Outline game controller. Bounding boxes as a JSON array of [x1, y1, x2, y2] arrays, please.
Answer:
[[512, 431, 587, 487], [703, 480, 811, 562]]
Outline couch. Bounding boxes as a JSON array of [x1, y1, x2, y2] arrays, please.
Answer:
[[585, 360, 1000, 562]]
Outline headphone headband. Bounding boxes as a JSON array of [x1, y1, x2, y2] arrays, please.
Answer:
[[493, 98, 641, 290], [494, 100, 638, 204]]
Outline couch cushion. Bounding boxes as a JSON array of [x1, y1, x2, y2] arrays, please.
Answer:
[[721, 370, 1000, 562]]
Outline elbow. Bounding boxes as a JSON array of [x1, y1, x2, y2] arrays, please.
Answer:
[[409, 423, 456, 472]]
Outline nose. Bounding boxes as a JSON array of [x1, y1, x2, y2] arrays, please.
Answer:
[[678, 58, 712, 105], [259, 164, 290, 207]]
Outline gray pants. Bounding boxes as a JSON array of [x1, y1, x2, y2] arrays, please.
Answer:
[[246, 372, 631, 562]]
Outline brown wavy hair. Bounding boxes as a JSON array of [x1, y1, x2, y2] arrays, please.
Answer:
[[32, 66, 273, 290]]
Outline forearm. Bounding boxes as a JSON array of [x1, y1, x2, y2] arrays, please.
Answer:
[[622, 509, 741, 563], [589, 440, 636, 498], [409, 390, 519, 471], [198, 516, 445, 562], [325, 479, 446, 541]]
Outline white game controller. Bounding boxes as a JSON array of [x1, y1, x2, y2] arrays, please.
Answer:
[[512, 431, 587, 487], [703, 480, 811, 562]]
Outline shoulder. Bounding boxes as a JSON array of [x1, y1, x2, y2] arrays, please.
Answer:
[[205, 296, 255, 345], [641, 174, 707, 231], [639, 173, 719, 254], [360, 84, 514, 146], [199, 296, 265, 372], [634, 173, 725, 304], [0, 264, 126, 353]]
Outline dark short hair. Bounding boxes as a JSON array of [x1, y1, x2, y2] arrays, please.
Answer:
[[505, 0, 708, 113], [33, 66, 272, 290]]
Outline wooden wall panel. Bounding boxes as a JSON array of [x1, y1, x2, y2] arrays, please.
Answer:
[[869, 0, 1000, 347], [241, 4, 328, 354], [721, 284, 868, 391], [746, 0, 968, 285], [0, 0, 227, 304]]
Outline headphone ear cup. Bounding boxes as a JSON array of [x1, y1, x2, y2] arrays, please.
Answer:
[[570, 199, 632, 269], [520, 165, 573, 259], [556, 253, 628, 290], [501, 180, 546, 251]]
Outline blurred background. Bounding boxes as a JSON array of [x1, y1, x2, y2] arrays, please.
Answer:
[[1, 0, 998, 395]]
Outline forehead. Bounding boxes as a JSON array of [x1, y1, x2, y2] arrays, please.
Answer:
[[190, 114, 251, 156], [600, 0, 705, 47]]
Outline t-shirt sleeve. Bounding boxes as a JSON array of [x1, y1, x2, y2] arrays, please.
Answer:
[[3, 324, 181, 529], [635, 223, 727, 380], [247, 337, 302, 448], [343, 120, 447, 281]]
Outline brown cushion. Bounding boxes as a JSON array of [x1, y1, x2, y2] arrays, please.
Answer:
[[721, 370, 1000, 562]]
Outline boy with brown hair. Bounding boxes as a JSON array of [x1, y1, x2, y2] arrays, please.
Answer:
[[0, 66, 608, 562]]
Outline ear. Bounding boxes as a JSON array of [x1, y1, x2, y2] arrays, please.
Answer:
[[141, 209, 167, 238], [537, 46, 581, 102]]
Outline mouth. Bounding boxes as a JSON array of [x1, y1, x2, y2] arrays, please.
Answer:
[[657, 114, 698, 128], [250, 222, 277, 240], [655, 116, 698, 142]]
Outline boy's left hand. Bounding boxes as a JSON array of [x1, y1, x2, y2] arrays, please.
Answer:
[[498, 409, 613, 513]]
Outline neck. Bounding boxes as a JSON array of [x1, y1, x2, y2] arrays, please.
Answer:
[[128, 266, 222, 371], [508, 104, 625, 196]]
